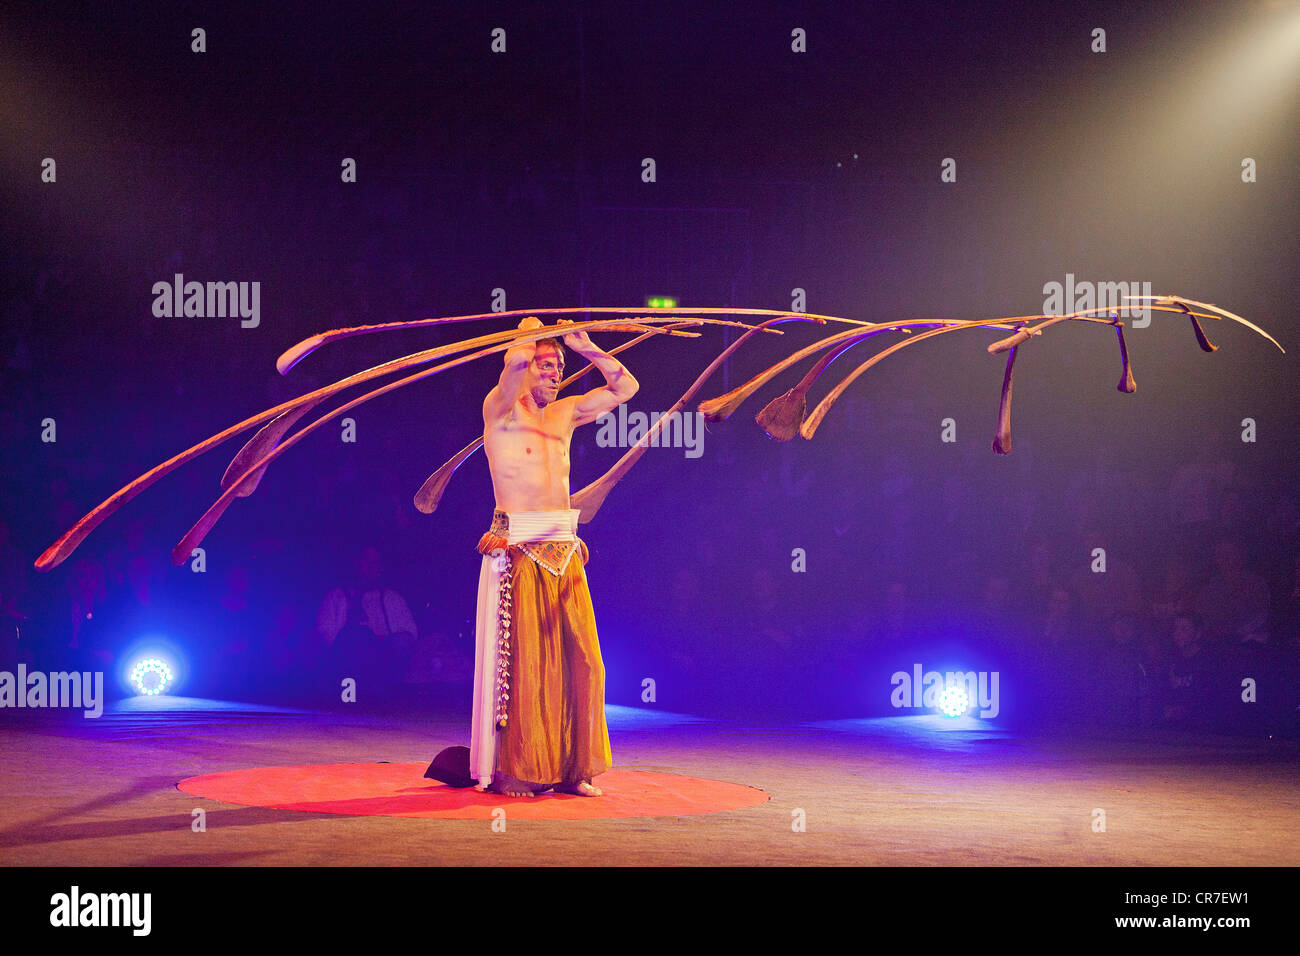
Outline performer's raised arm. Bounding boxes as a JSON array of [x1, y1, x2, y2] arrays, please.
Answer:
[[554, 319, 640, 428], [483, 315, 543, 420]]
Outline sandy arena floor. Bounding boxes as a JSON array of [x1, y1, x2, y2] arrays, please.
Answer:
[[0, 696, 1297, 867]]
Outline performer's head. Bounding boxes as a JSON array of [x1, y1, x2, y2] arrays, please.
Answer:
[[355, 544, 383, 585], [525, 339, 565, 406]]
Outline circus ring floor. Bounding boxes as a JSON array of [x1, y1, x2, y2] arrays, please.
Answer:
[[1, 697, 1297, 866]]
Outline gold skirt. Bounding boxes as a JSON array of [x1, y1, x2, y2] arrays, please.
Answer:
[[478, 517, 611, 787]]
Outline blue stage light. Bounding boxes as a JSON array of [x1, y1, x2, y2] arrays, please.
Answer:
[[129, 658, 174, 696], [118, 635, 187, 697], [938, 683, 969, 718]]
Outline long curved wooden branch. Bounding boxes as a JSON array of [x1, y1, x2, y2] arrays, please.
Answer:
[[571, 315, 814, 523], [992, 345, 1019, 454], [757, 314, 1070, 437], [699, 317, 1057, 425], [798, 319, 1029, 440], [228, 321, 701, 501], [36, 294, 1282, 574], [411, 321, 701, 514], [412, 437, 486, 517], [754, 329, 911, 440], [1140, 294, 1281, 353], [36, 317, 725, 571], [986, 297, 1281, 354], [694, 299, 1273, 450], [228, 310, 808, 498], [721, 308, 1175, 431], [222, 318, 760, 497], [276, 305, 862, 374], [803, 302, 1270, 441], [173, 316, 812, 564], [724, 296, 1282, 453], [1114, 322, 1136, 393]]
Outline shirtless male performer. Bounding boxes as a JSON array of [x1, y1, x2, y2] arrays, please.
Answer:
[[470, 316, 639, 797]]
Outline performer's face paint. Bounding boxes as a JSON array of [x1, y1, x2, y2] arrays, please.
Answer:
[[525, 344, 565, 407]]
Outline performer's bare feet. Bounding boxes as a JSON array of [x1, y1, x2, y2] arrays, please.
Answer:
[[554, 780, 602, 796], [491, 774, 540, 798]]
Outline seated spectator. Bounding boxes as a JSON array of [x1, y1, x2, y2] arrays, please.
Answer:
[[316, 545, 418, 696], [1092, 613, 1157, 728], [1150, 555, 1196, 638], [1194, 538, 1270, 647], [1159, 612, 1226, 730], [1067, 529, 1144, 637]]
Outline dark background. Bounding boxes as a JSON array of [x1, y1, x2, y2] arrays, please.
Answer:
[[2, 0, 1297, 729]]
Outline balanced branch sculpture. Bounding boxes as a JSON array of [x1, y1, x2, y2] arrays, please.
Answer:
[[34, 296, 1282, 573]]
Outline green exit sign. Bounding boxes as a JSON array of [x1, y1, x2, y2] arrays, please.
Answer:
[[646, 297, 677, 309]]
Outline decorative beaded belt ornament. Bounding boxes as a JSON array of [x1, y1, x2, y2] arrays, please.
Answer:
[[483, 509, 582, 731], [492, 549, 512, 730], [484, 510, 580, 577]]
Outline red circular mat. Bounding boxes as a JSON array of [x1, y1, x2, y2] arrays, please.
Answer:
[[177, 763, 768, 820]]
